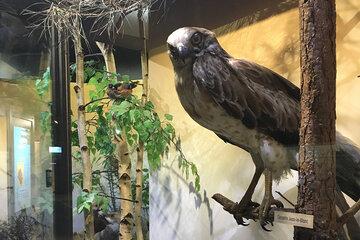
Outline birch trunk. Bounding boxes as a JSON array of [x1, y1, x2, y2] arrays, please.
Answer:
[[74, 35, 94, 239], [118, 131, 133, 240], [133, 9, 149, 240], [135, 142, 144, 240], [96, 41, 133, 240], [96, 42, 117, 75]]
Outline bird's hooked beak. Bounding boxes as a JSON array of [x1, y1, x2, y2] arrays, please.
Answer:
[[167, 43, 189, 64]]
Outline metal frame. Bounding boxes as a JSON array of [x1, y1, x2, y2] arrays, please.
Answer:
[[51, 26, 73, 240]]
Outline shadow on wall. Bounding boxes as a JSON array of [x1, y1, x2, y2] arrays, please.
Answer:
[[150, 164, 214, 236], [336, 10, 360, 89]]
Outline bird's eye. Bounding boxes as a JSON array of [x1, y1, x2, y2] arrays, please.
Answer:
[[191, 32, 203, 46]]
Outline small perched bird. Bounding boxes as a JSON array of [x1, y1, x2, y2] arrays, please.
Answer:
[[106, 81, 138, 99], [167, 27, 360, 228]]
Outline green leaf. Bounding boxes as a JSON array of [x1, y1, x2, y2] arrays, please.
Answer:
[[113, 101, 132, 116], [77, 205, 85, 214], [35, 67, 51, 99], [143, 110, 152, 119], [39, 111, 51, 134], [83, 202, 91, 212], [144, 101, 154, 111], [129, 109, 142, 123], [88, 76, 98, 85], [191, 164, 197, 175], [122, 75, 130, 82], [164, 123, 175, 135], [164, 114, 173, 121], [86, 192, 95, 203], [89, 90, 97, 100], [195, 176, 200, 192], [101, 197, 110, 213], [143, 119, 154, 131]]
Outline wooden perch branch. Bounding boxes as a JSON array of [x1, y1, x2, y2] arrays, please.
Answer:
[[212, 193, 237, 213], [337, 199, 360, 228], [212, 193, 294, 224]]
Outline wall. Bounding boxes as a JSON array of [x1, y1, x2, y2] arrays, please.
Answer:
[[148, 1, 360, 239], [0, 114, 8, 220], [0, 77, 53, 223]]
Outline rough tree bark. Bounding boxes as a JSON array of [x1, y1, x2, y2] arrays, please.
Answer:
[[96, 42, 133, 240], [295, 0, 337, 239], [74, 33, 95, 239]]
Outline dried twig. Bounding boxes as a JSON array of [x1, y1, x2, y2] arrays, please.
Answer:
[[22, 0, 158, 44]]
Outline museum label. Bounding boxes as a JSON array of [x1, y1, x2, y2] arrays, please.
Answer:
[[274, 211, 314, 229]]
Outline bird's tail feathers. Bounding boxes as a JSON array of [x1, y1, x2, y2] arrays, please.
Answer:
[[336, 133, 360, 201]]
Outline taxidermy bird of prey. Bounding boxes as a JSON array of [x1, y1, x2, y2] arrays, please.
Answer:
[[167, 27, 360, 228], [106, 81, 138, 99]]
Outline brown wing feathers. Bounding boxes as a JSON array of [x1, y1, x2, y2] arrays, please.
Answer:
[[193, 53, 300, 146]]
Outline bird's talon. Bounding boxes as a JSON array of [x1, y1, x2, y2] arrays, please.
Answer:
[[232, 200, 260, 215], [261, 223, 271, 232], [256, 197, 280, 231], [240, 221, 250, 226], [249, 201, 260, 208], [234, 215, 250, 226]]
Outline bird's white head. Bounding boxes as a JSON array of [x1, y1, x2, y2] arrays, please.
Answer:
[[167, 27, 219, 69]]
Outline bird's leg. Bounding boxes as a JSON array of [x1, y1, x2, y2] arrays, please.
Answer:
[[258, 169, 284, 231], [234, 167, 263, 212], [232, 161, 264, 225]]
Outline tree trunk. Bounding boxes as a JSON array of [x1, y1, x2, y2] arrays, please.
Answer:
[[138, 9, 149, 98], [74, 35, 94, 239], [135, 142, 144, 240], [295, 0, 337, 239], [118, 131, 133, 240], [133, 9, 149, 240], [96, 42, 117, 75], [96, 41, 134, 240]]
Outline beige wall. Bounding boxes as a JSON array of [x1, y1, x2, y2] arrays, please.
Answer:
[[0, 115, 8, 220], [0, 79, 53, 220], [148, 1, 360, 239]]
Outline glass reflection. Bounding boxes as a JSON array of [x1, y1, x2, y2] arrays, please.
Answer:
[[0, 2, 54, 239]]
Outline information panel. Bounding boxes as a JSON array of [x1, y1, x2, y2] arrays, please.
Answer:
[[13, 126, 31, 212]]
